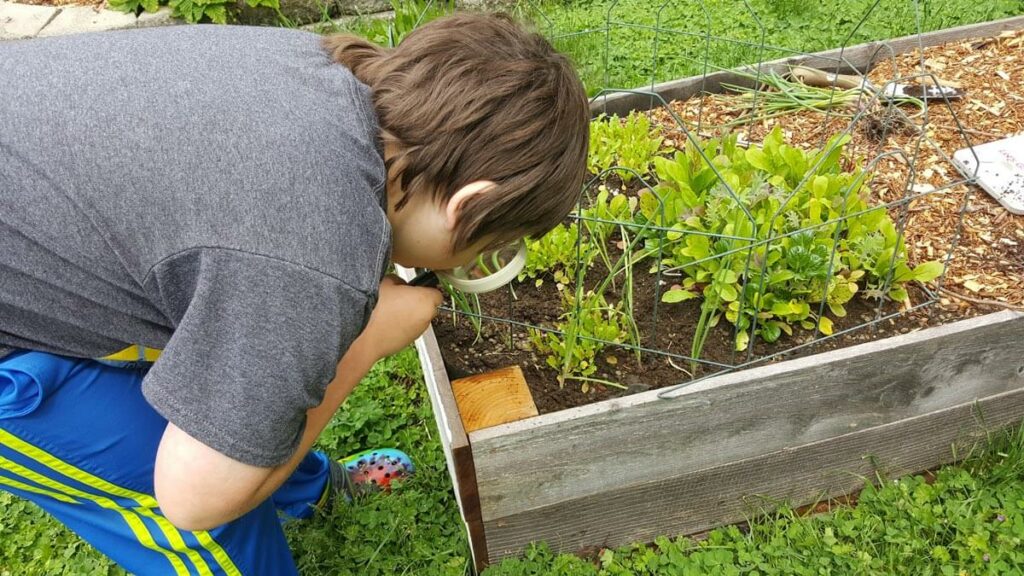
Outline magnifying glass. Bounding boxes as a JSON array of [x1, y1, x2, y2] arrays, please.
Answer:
[[408, 240, 527, 294]]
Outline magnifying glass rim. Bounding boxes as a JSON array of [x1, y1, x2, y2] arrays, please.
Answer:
[[435, 240, 527, 294]]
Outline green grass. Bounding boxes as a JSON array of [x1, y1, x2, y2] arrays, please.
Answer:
[[516, 0, 1024, 95], [0, 493, 126, 576], [282, 349, 471, 575], [313, 0, 1024, 97], [4, 347, 1024, 575]]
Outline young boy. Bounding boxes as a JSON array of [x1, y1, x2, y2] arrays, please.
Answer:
[[0, 13, 588, 574]]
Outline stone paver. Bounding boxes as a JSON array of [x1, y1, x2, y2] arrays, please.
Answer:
[[135, 7, 176, 28], [37, 4, 138, 37], [1, 3, 178, 41], [0, 1, 59, 40]]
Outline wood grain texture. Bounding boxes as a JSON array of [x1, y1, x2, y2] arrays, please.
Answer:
[[471, 312, 1024, 524], [483, 387, 1024, 563], [396, 266, 489, 571], [589, 15, 1024, 118], [416, 326, 490, 572], [453, 366, 538, 433]]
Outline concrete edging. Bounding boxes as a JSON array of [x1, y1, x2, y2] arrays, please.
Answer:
[[1, 0, 176, 41]]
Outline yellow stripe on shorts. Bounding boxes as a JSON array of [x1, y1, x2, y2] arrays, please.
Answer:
[[98, 344, 162, 363], [0, 428, 240, 576], [0, 473, 78, 504], [0, 454, 192, 576]]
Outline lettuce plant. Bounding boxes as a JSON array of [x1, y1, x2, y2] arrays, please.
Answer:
[[588, 112, 666, 183], [519, 223, 596, 288], [647, 126, 942, 356], [528, 290, 632, 391]]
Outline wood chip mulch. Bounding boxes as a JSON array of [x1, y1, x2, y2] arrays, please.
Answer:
[[650, 28, 1024, 312]]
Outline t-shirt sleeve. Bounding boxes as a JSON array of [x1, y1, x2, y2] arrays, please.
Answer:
[[141, 248, 373, 467]]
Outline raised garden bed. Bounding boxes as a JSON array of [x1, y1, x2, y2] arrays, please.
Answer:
[[400, 15, 1024, 572]]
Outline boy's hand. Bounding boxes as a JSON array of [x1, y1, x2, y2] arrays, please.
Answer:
[[356, 275, 442, 361]]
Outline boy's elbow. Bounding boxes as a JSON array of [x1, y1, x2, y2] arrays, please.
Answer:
[[154, 423, 271, 531], [155, 482, 247, 531], [158, 500, 221, 532]]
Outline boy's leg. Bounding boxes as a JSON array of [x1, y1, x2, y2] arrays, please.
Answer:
[[271, 449, 331, 520], [0, 350, 297, 576]]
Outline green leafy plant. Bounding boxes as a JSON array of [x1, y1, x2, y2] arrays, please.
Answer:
[[528, 220, 653, 391], [111, 0, 448, 28], [646, 126, 943, 358], [109, 0, 279, 24], [107, 0, 160, 16], [528, 290, 632, 391], [764, 0, 818, 18], [578, 186, 638, 276], [520, 223, 594, 288], [588, 112, 666, 182]]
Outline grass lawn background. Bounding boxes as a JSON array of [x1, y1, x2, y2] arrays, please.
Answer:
[[3, 1, 1024, 573]]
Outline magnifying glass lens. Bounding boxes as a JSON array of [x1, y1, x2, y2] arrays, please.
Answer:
[[451, 244, 524, 280], [434, 240, 527, 294]]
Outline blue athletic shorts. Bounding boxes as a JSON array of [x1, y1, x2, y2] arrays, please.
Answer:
[[0, 350, 334, 575]]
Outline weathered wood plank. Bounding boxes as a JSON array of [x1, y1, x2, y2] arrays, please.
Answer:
[[397, 266, 489, 570], [413, 326, 490, 567], [471, 312, 1024, 523], [590, 15, 1024, 117], [483, 386, 1024, 563], [453, 366, 538, 433]]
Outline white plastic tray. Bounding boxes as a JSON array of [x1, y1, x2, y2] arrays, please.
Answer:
[[952, 134, 1024, 215]]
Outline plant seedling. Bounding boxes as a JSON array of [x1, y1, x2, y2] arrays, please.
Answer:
[[528, 289, 632, 392], [588, 111, 667, 182]]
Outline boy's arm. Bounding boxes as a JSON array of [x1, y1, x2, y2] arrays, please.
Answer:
[[153, 277, 441, 531]]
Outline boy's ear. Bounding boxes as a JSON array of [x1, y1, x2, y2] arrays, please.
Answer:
[[445, 180, 496, 230]]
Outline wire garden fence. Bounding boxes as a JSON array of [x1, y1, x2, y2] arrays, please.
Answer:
[[393, 0, 980, 398]]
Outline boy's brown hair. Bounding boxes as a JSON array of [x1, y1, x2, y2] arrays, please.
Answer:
[[323, 12, 589, 252]]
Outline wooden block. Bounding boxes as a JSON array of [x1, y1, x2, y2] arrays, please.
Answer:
[[452, 366, 538, 433]]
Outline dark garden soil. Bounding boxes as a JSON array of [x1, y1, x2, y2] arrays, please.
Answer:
[[433, 28, 1023, 415]]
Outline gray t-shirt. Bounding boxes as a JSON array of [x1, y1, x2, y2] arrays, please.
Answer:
[[0, 25, 390, 466]]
